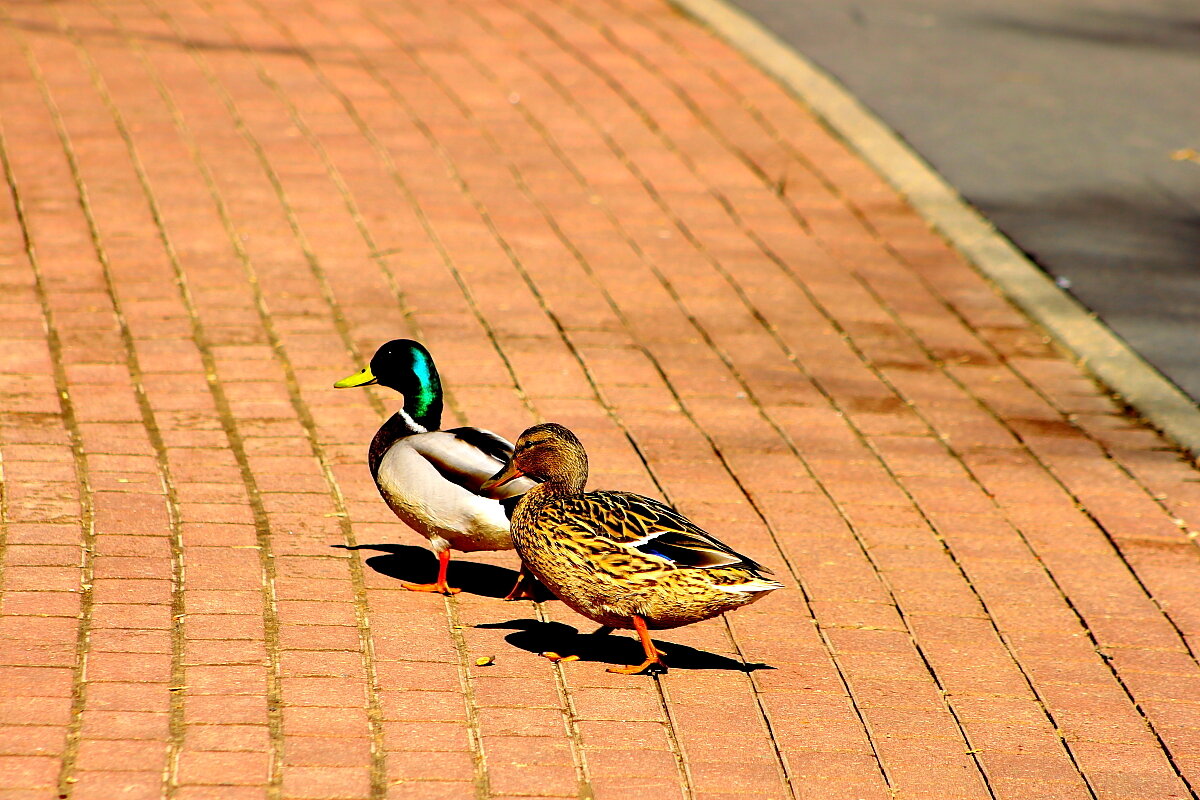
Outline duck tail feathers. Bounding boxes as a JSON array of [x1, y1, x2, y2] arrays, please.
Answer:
[[724, 577, 784, 595]]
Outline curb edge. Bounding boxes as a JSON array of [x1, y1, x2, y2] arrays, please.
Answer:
[[671, 0, 1200, 461]]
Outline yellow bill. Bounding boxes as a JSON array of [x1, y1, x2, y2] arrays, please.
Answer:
[[334, 366, 378, 389]]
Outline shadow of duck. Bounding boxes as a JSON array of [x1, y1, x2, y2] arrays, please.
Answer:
[[477, 618, 774, 673], [334, 543, 554, 601]]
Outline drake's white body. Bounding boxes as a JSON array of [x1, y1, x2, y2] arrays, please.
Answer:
[[374, 430, 522, 554]]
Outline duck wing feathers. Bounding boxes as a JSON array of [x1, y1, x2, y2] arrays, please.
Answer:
[[560, 491, 771, 573], [406, 428, 534, 501], [444, 427, 515, 463]]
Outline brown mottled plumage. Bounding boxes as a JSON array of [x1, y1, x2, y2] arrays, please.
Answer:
[[482, 423, 781, 674]]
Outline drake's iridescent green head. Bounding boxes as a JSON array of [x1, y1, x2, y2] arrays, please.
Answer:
[[334, 339, 443, 430]]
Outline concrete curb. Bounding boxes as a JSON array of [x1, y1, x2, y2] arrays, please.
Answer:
[[671, 0, 1200, 461]]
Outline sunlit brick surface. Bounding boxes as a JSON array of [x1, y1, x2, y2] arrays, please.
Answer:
[[1, 0, 1198, 798]]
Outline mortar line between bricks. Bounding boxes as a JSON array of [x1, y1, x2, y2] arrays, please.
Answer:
[[84, 3, 302, 794], [624, 0, 1200, 620], [110, 0, 396, 791], [126, 1, 579, 794], [523, 0, 1070, 782], [0, 367, 11, 602], [231, 0, 533, 431], [867, 267, 1200, 669], [509, 4, 1087, 793], [561, 4, 1200, 788], [472, 2, 1010, 793], [248, 4, 542, 450], [36, 7, 197, 794], [360, 0, 807, 790], [445, 1, 891, 790], [357, 3, 851, 795], [169, 0, 469, 792], [445, 598, 498, 800], [167, 0, 582, 794], [235, 0, 604, 789], [397, 0, 906, 789], [0, 19, 105, 800], [0, 437, 7, 603], [0, 270, 20, 598], [0, 15, 106, 796], [411, 3, 848, 792], [545, 5, 1198, 793], [313, 1, 740, 793], [679, 0, 1200, 641], [249, 0, 673, 791], [603, 0, 1200, 775], [845, 274, 1200, 799], [737, 41, 1200, 757]]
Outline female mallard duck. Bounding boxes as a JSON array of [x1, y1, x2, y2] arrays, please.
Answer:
[[335, 339, 536, 595], [481, 422, 782, 674]]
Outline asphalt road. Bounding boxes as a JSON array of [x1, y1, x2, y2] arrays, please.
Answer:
[[729, 0, 1200, 401]]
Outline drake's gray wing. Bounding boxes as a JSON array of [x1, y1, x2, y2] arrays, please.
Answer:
[[409, 430, 535, 500]]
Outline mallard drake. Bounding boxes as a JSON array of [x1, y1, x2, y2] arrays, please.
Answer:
[[335, 340, 536, 595], [481, 422, 782, 674]]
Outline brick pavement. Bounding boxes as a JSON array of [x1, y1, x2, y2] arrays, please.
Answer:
[[0, 0, 1198, 798]]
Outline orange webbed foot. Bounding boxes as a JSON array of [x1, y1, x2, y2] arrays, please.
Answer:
[[402, 581, 461, 596], [606, 657, 667, 675], [606, 615, 668, 675], [503, 566, 537, 601]]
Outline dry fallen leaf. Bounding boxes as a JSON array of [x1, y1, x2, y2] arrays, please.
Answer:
[[475, 656, 495, 667]]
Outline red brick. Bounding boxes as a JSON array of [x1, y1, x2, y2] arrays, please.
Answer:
[[75, 739, 168, 772], [8, 0, 1200, 793], [379, 721, 471, 753], [71, 771, 163, 800], [87, 652, 172, 683], [185, 724, 270, 753], [0, 756, 57, 789], [385, 749, 478, 784], [0, 667, 73, 697], [280, 766, 372, 798], [378, 691, 466, 723], [0, 696, 72, 727], [281, 707, 371, 738], [283, 735, 371, 767], [0, 727, 65, 757], [0, 591, 81, 618], [87, 682, 171, 713], [184, 696, 267, 726], [586, 746, 677, 775], [175, 788, 265, 800], [79, 711, 169, 740], [488, 761, 578, 796], [571, 687, 662, 722], [176, 749, 271, 786], [280, 676, 367, 707]]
